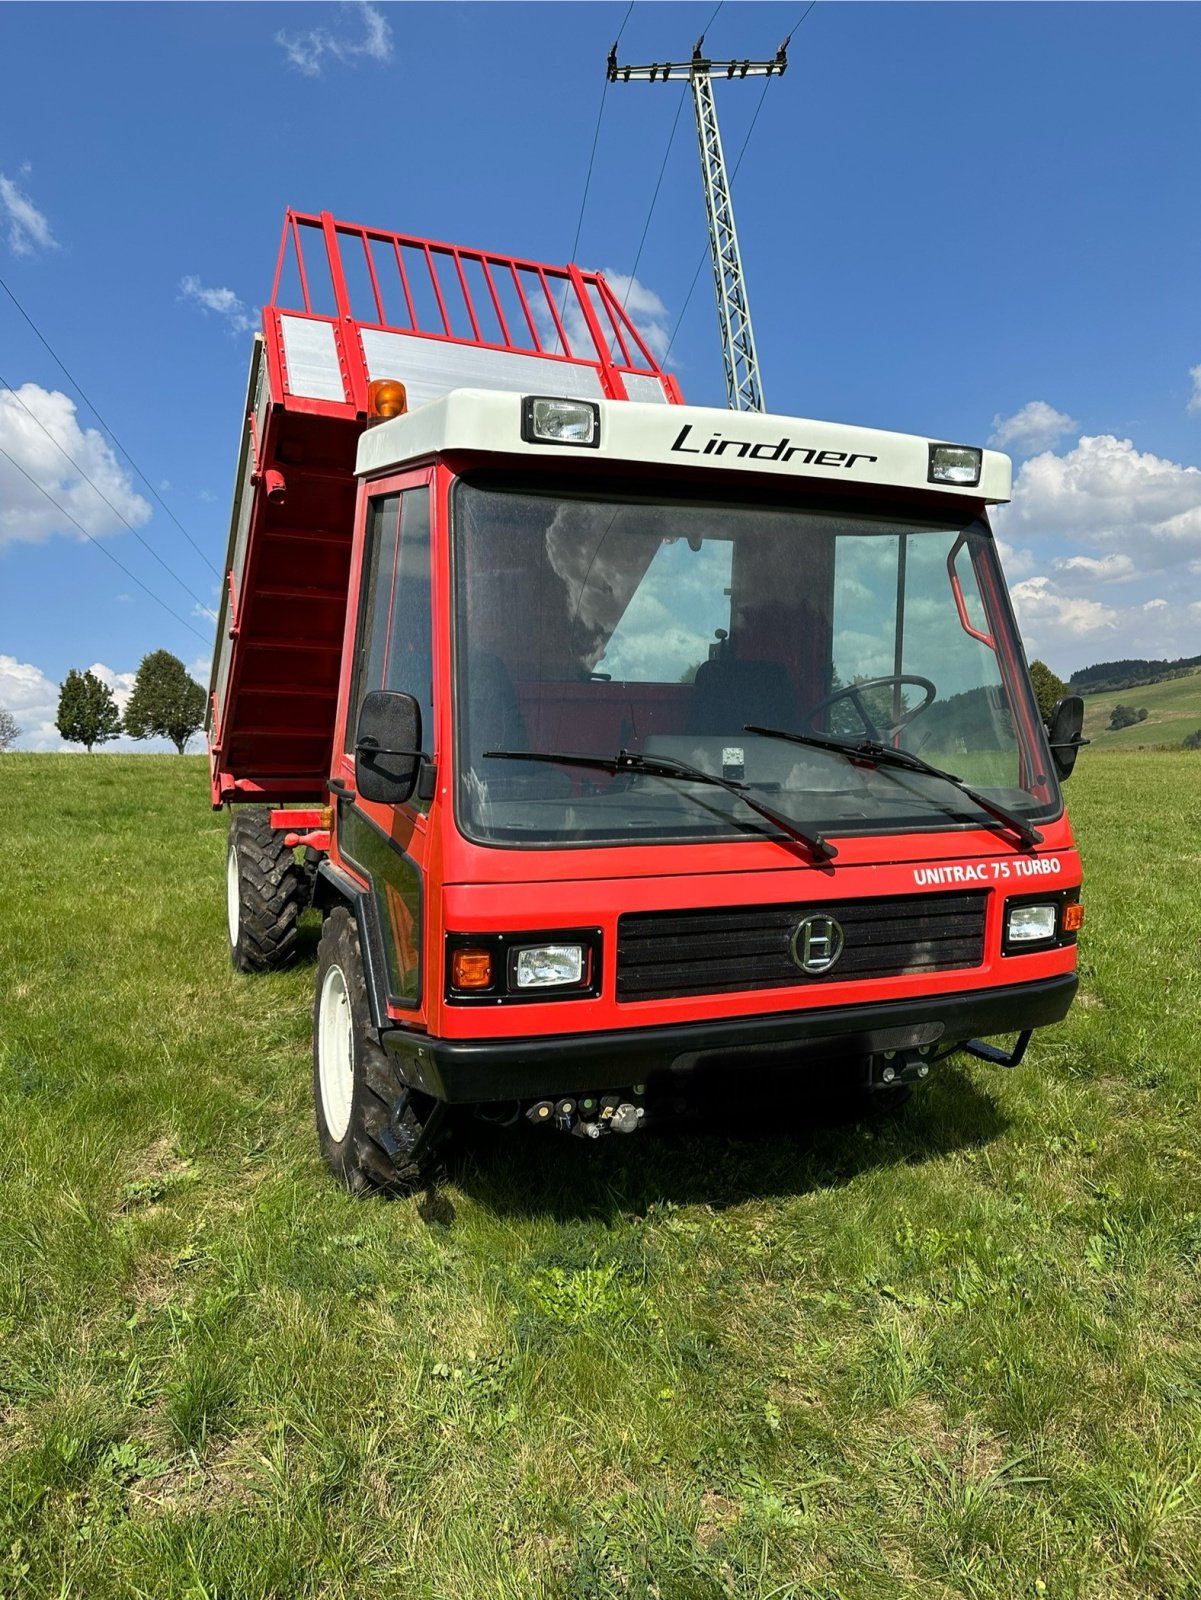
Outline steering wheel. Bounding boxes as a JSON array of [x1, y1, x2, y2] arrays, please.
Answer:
[[804, 674, 937, 743]]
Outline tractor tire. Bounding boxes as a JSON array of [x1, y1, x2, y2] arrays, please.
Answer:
[[312, 907, 441, 1195], [226, 808, 307, 973]]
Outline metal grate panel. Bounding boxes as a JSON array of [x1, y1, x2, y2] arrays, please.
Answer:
[[616, 891, 987, 1002]]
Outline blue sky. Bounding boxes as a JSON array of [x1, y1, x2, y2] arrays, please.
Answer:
[[2, 0, 1200, 748]]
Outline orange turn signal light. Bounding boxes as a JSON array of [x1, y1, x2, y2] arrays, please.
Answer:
[[367, 378, 408, 422], [1062, 902, 1084, 933], [451, 948, 493, 990]]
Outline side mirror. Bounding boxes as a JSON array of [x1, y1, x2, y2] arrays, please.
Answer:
[[355, 690, 422, 805], [1046, 694, 1087, 781]]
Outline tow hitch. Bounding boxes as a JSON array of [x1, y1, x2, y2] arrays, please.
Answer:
[[871, 1047, 933, 1088]]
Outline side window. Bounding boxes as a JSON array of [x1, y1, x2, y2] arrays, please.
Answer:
[[346, 488, 434, 805], [347, 494, 400, 743]]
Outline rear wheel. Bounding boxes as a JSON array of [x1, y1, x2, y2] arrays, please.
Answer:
[[226, 809, 307, 973], [312, 907, 441, 1194]]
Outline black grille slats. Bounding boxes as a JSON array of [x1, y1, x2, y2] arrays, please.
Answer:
[[616, 891, 987, 1001]]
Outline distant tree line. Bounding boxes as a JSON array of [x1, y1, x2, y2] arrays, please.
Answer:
[[55, 651, 206, 754], [1069, 654, 1201, 694]]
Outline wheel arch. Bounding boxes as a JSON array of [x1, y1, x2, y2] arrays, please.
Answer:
[[314, 862, 393, 1033]]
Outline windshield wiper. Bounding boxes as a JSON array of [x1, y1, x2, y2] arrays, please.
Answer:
[[744, 725, 1043, 850], [483, 747, 837, 861]]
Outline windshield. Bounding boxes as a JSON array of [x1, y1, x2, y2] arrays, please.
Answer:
[[451, 479, 1059, 847]]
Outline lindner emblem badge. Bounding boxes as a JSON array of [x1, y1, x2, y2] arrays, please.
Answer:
[[790, 914, 844, 975]]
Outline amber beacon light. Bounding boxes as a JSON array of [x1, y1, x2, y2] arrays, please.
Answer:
[[367, 378, 408, 423]]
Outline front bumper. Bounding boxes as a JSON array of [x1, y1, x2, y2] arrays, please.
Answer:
[[382, 973, 1078, 1103]]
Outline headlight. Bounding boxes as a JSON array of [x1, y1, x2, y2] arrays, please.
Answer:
[[1006, 904, 1057, 944], [521, 396, 600, 447], [928, 443, 982, 486], [512, 943, 586, 989], [446, 930, 600, 1002]]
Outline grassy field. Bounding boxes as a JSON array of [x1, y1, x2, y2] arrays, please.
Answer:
[[2, 752, 1200, 1599], [1080, 668, 1201, 749]]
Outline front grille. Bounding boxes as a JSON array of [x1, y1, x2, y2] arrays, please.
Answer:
[[616, 891, 987, 1002]]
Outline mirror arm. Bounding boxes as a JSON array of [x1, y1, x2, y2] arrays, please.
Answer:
[[355, 742, 424, 759]]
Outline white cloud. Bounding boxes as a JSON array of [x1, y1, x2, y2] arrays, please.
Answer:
[[999, 434, 1201, 569], [994, 537, 1037, 580], [89, 661, 137, 716], [989, 401, 1077, 456], [0, 385, 150, 548], [179, 275, 255, 335], [996, 432, 1201, 673], [1188, 364, 1201, 415], [1050, 552, 1136, 584], [600, 270, 671, 362], [277, 1, 392, 75], [1009, 575, 1119, 645], [0, 655, 59, 748], [1008, 576, 1201, 677], [0, 171, 56, 256]]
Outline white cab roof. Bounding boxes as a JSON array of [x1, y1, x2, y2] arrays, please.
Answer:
[[355, 390, 1012, 504]]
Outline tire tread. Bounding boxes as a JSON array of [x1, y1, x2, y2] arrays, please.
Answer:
[[228, 809, 307, 973], [313, 908, 440, 1195]]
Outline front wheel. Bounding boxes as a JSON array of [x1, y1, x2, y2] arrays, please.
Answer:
[[312, 908, 441, 1194]]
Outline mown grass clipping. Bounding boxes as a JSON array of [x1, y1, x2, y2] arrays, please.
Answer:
[[1, 751, 1199, 1599]]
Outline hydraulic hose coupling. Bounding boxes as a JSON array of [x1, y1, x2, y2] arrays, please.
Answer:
[[525, 1091, 647, 1137]]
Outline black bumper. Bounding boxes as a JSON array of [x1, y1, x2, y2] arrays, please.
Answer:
[[382, 973, 1078, 1104]]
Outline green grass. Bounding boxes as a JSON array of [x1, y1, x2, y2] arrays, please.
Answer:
[[2, 751, 1200, 1598], [1081, 667, 1201, 748]]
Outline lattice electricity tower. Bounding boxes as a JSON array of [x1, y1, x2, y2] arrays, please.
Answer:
[[608, 34, 788, 412]]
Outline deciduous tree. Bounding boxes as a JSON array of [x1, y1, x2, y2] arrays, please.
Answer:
[[123, 650, 206, 754], [0, 707, 20, 751], [1028, 660, 1068, 724], [56, 669, 121, 753], [1108, 704, 1147, 731]]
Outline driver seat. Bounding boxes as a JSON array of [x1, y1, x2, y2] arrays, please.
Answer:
[[686, 656, 795, 735]]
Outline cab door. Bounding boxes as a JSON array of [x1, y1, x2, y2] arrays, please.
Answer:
[[332, 471, 436, 1023]]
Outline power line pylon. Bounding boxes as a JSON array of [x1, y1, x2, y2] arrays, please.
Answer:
[[608, 34, 788, 413]]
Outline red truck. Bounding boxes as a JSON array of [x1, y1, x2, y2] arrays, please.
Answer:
[[209, 210, 1084, 1192]]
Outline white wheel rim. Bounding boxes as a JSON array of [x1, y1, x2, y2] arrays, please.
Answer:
[[318, 963, 354, 1143], [226, 845, 240, 945]]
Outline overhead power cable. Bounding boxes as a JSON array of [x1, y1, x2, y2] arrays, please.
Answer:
[[0, 442, 211, 644], [615, 2, 723, 323], [0, 369, 215, 613], [663, 0, 818, 365], [568, 0, 637, 267], [622, 78, 688, 310], [0, 271, 221, 578]]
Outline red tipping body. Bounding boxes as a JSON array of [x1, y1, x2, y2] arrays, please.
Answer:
[[209, 211, 681, 809]]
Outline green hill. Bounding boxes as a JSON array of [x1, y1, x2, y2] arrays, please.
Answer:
[[1079, 665, 1201, 748]]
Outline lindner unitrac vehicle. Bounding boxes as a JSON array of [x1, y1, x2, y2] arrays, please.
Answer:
[[209, 211, 1085, 1191]]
